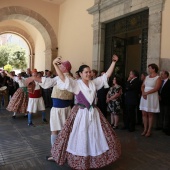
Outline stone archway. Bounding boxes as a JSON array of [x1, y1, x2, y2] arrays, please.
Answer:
[[0, 6, 58, 69], [0, 26, 35, 68], [88, 0, 165, 71]]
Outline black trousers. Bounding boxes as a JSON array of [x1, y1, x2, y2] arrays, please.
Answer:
[[160, 104, 170, 130], [124, 104, 137, 131]]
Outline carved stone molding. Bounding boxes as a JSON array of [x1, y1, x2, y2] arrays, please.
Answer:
[[88, 0, 165, 71]]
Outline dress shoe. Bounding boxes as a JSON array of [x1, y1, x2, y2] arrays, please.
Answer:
[[165, 132, 170, 136], [42, 118, 48, 123], [28, 122, 35, 127], [129, 129, 135, 132], [155, 127, 162, 131], [12, 115, 16, 119], [24, 114, 28, 118]]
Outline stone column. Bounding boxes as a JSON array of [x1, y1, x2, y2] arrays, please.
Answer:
[[147, 2, 164, 66], [92, 14, 105, 72], [29, 53, 35, 70], [44, 48, 58, 71]]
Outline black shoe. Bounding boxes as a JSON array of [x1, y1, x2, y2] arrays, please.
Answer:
[[42, 118, 48, 123], [28, 122, 35, 127], [128, 127, 135, 132], [129, 129, 135, 132], [12, 115, 16, 119]]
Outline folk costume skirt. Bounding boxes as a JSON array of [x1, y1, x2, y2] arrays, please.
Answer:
[[51, 105, 121, 170], [6, 87, 28, 114]]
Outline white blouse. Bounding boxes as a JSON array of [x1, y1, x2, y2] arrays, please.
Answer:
[[13, 77, 26, 87]]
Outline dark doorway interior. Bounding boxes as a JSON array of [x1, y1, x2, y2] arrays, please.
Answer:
[[104, 10, 149, 83]]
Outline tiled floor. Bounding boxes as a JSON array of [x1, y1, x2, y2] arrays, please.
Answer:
[[0, 108, 170, 170]]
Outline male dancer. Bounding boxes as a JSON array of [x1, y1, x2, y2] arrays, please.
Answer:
[[27, 69, 47, 126], [26, 61, 73, 160]]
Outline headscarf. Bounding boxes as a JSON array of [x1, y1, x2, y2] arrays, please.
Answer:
[[61, 61, 72, 72], [32, 69, 37, 73]]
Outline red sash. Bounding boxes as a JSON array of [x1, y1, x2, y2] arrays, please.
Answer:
[[29, 89, 41, 98]]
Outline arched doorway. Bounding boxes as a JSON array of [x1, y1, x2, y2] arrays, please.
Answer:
[[0, 33, 31, 71], [0, 6, 58, 70]]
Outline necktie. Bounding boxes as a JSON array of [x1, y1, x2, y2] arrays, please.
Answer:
[[160, 80, 165, 93]]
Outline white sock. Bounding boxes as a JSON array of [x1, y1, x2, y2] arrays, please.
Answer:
[[51, 134, 58, 147], [13, 112, 16, 116]]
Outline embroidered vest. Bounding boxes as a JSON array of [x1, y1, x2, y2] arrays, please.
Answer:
[[51, 85, 73, 100]]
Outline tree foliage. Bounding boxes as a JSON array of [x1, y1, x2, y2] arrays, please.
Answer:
[[0, 44, 28, 70]]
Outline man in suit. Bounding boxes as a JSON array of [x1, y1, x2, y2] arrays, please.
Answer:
[[159, 70, 170, 136], [123, 70, 140, 132]]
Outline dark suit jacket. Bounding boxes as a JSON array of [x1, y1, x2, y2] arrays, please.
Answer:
[[159, 79, 170, 105], [125, 77, 140, 105]]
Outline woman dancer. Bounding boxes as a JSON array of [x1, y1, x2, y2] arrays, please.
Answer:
[[5, 71, 28, 118], [51, 55, 121, 170]]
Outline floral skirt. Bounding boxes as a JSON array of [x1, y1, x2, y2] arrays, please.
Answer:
[[6, 88, 28, 114], [51, 105, 121, 170]]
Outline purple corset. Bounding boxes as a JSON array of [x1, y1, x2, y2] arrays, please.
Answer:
[[76, 91, 94, 109]]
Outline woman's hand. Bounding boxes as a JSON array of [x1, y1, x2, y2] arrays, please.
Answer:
[[143, 92, 148, 96], [112, 54, 118, 62], [106, 98, 110, 103], [142, 91, 147, 100]]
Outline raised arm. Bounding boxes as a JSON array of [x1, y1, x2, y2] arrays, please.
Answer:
[[4, 71, 14, 79], [53, 57, 65, 82], [25, 77, 42, 86], [106, 54, 118, 78]]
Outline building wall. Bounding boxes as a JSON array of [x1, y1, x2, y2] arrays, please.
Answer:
[[58, 0, 93, 75], [160, 0, 170, 71], [0, 0, 170, 73], [88, 0, 170, 73], [0, 0, 59, 71], [0, 0, 59, 37]]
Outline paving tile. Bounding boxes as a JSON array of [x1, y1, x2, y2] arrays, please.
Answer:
[[1, 108, 170, 170]]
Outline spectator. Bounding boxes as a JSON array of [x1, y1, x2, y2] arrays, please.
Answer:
[[137, 72, 148, 125], [140, 64, 162, 137], [106, 76, 122, 129], [75, 71, 81, 80], [159, 70, 170, 135], [91, 69, 98, 80], [24, 68, 32, 78], [123, 70, 140, 132]]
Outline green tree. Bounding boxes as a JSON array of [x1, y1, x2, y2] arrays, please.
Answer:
[[0, 44, 28, 69], [0, 45, 10, 67]]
